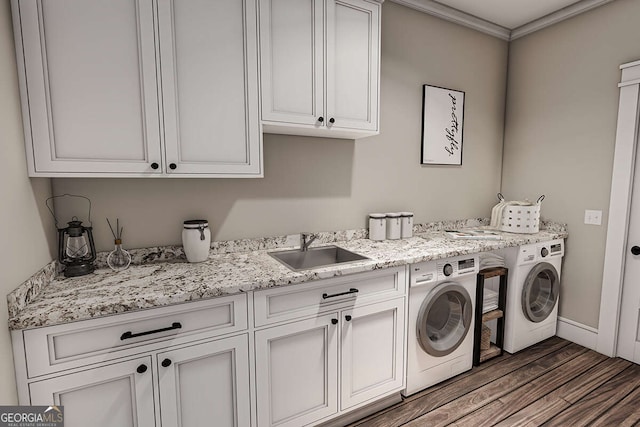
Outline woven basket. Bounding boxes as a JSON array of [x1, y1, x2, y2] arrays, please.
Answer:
[[480, 324, 492, 350]]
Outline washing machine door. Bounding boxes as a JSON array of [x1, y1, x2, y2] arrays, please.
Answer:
[[416, 282, 473, 357], [522, 262, 560, 323]]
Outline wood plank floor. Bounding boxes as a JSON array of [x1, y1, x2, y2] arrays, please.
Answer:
[[349, 337, 640, 426]]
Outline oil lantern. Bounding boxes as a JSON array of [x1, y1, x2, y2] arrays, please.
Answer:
[[46, 195, 97, 277]]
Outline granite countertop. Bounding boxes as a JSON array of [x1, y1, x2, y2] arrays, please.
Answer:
[[7, 219, 568, 330]]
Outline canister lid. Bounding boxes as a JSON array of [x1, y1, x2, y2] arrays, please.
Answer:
[[399, 212, 414, 217], [184, 219, 209, 228], [369, 213, 386, 219], [385, 212, 401, 218]]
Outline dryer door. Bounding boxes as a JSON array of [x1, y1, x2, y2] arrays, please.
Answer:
[[522, 262, 560, 323], [416, 282, 473, 357]]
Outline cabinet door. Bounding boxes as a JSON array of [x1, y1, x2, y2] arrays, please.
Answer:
[[255, 314, 338, 427], [158, 0, 262, 176], [15, 0, 163, 176], [326, 0, 380, 132], [340, 298, 405, 410], [157, 334, 251, 427], [29, 357, 155, 427], [259, 0, 324, 126]]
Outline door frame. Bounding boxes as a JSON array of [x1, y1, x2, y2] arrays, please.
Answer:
[[598, 59, 640, 356]]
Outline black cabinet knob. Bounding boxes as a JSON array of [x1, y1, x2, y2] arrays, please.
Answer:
[[329, 118, 335, 124], [150, 162, 159, 170], [161, 358, 172, 368], [136, 364, 148, 374], [331, 318, 338, 325], [632, 246, 640, 255], [318, 117, 324, 123], [169, 163, 177, 170], [345, 315, 352, 322]]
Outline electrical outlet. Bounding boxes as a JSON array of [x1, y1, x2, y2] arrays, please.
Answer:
[[584, 209, 603, 225]]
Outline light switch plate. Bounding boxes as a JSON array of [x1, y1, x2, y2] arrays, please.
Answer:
[[584, 209, 603, 225]]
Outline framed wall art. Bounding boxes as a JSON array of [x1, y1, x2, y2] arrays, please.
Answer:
[[421, 84, 465, 165]]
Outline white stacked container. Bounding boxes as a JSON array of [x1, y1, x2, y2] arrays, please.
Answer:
[[386, 213, 401, 240], [400, 212, 414, 238], [369, 214, 386, 241]]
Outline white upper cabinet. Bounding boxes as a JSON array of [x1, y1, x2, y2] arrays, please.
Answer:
[[13, 0, 163, 176], [12, 0, 262, 177], [259, 0, 381, 139], [157, 0, 262, 176]]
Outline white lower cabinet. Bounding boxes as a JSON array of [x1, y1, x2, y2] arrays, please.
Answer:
[[29, 356, 156, 427], [158, 335, 251, 427], [254, 268, 407, 427], [341, 299, 405, 410], [255, 314, 339, 427], [14, 269, 408, 427]]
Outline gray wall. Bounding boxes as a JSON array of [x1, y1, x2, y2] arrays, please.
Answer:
[[53, 2, 508, 252], [0, 0, 56, 404], [502, 0, 640, 328]]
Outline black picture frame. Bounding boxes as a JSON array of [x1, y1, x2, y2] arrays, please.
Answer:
[[421, 84, 465, 165]]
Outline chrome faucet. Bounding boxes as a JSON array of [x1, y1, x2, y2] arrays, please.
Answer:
[[300, 232, 318, 251]]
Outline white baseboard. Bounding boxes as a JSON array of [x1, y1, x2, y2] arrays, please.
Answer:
[[557, 316, 599, 351]]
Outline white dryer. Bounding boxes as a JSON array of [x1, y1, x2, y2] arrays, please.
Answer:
[[404, 255, 478, 396], [498, 239, 564, 353]]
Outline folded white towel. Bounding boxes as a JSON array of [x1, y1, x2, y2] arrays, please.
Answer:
[[483, 288, 499, 313], [479, 252, 505, 270]]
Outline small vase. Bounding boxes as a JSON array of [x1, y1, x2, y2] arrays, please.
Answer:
[[107, 240, 132, 272]]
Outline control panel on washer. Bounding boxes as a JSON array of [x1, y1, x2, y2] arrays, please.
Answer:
[[517, 239, 565, 264], [436, 257, 477, 280], [410, 255, 478, 287]]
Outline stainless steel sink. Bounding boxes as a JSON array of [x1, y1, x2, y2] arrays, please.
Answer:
[[269, 245, 369, 271]]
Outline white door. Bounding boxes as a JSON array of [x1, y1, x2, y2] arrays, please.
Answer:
[[340, 298, 405, 410], [29, 357, 156, 427], [16, 0, 163, 175], [255, 314, 338, 427], [259, 0, 325, 126], [326, 0, 380, 132], [157, 0, 262, 176], [157, 334, 251, 427], [617, 134, 640, 363]]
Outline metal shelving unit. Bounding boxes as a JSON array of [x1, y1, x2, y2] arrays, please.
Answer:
[[473, 267, 508, 365]]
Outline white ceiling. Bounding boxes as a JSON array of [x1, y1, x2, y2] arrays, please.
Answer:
[[433, 0, 592, 29], [392, 0, 615, 40]]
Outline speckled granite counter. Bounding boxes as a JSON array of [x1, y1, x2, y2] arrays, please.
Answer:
[[7, 219, 567, 330]]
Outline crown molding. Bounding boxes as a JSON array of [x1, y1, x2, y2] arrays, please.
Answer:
[[510, 0, 615, 40], [390, 0, 615, 42], [389, 0, 511, 41]]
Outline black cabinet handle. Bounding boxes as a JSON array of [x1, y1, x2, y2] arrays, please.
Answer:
[[632, 246, 640, 255], [329, 118, 335, 124], [318, 117, 324, 123], [121, 322, 182, 340], [161, 358, 172, 368], [137, 364, 148, 374], [150, 162, 159, 170], [322, 288, 359, 299], [169, 163, 177, 170], [331, 318, 338, 325], [345, 315, 352, 322]]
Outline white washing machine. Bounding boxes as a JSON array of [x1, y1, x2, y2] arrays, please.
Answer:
[[497, 239, 564, 353], [403, 255, 478, 396]]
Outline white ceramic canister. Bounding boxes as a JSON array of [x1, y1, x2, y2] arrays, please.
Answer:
[[386, 213, 401, 240], [182, 220, 211, 263], [369, 213, 386, 241], [400, 212, 414, 238]]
